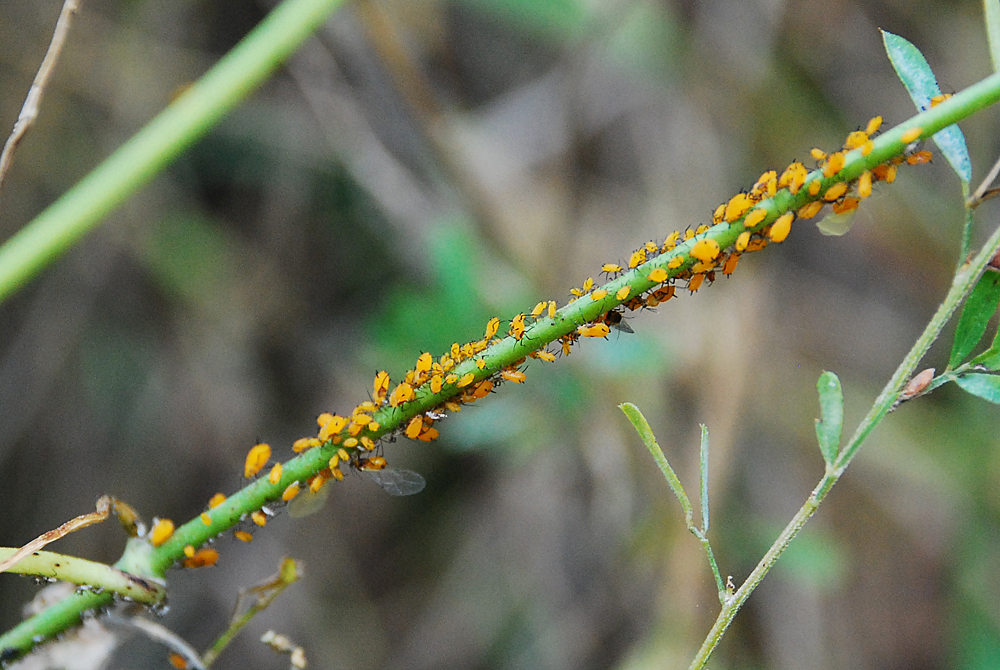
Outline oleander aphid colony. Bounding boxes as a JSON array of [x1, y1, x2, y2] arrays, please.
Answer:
[[150, 115, 931, 564]]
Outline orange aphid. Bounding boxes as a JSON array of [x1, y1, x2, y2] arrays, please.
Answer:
[[373, 371, 390, 404], [244, 443, 271, 479], [578, 323, 610, 338], [389, 382, 415, 407], [768, 212, 794, 243], [509, 313, 527, 340], [843, 130, 869, 150], [822, 152, 846, 178], [150, 519, 174, 547], [308, 474, 327, 494], [691, 239, 721, 262], [415, 353, 433, 375], [208, 493, 226, 509], [687, 274, 705, 292], [667, 256, 684, 269], [169, 652, 188, 669], [735, 230, 751, 252], [318, 415, 347, 441], [722, 253, 740, 275], [906, 150, 932, 165], [649, 268, 668, 283], [861, 140, 874, 156], [858, 170, 873, 199], [417, 427, 440, 441], [535, 350, 557, 362], [832, 197, 859, 214], [865, 115, 883, 135], [808, 180, 822, 196], [724, 193, 752, 222], [268, 463, 283, 485], [823, 182, 849, 201], [458, 373, 476, 387], [430, 375, 443, 393], [183, 548, 219, 569], [234, 530, 253, 543], [251, 511, 268, 527], [500, 369, 526, 383], [778, 162, 808, 194], [282, 482, 301, 502], [485, 317, 501, 339], [743, 209, 767, 229], [810, 148, 827, 161], [901, 127, 923, 143], [798, 201, 824, 219], [406, 416, 424, 439]]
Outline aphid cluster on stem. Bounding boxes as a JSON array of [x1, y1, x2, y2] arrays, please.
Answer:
[[170, 113, 932, 570]]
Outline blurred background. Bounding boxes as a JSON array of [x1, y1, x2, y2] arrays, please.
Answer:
[[1, 0, 1000, 668]]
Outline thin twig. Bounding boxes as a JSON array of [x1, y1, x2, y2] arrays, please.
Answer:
[[0, 0, 80, 194], [967, 151, 1000, 208]]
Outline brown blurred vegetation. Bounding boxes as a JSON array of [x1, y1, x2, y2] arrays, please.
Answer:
[[2, 0, 1000, 668]]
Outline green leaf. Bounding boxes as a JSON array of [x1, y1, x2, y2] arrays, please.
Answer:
[[881, 30, 973, 184], [814, 371, 844, 467], [986, 0, 1000, 72], [949, 271, 1000, 368], [955, 373, 1000, 403]]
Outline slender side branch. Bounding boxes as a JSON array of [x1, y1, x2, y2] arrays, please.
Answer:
[[686, 219, 1000, 670], [0, 0, 79, 194]]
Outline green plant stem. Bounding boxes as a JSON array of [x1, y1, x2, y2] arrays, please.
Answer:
[[0, 548, 164, 603], [0, 0, 346, 304], [686, 213, 1000, 670]]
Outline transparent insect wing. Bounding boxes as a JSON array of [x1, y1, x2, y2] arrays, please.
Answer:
[[287, 484, 331, 518], [364, 468, 426, 496]]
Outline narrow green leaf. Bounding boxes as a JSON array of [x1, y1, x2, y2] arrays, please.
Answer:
[[881, 30, 973, 184], [986, 0, 1000, 72], [949, 271, 1000, 368], [814, 371, 844, 467], [699, 424, 710, 534], [955, 372, 1000, 403], [619, 403, 693, 526]]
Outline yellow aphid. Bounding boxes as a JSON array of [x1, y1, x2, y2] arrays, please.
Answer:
[[616, 286, 630, 300], [810, 148, 827, 161], [308, 474, 327, 494], [644, 241, 659, 253], [901, 127, 922, 143], [578, 323, 611, 338], [184, 545, 196, 558], [343, 437, 358, 448], [591, 289, 608, 301], [356, 401, 377, 412], [359, 436, 375, 450], [234, 530, 253, 543], [663, 232, 682, 252], [268, 463, 283, 485], [832, 197, 859, 214], [389, 382, 414, 407], [735, 231, 751, 252], [318, 415, 347, 441], [582, 278, 594, 292], [808, 180, 821, 196], [535, 350, 557, 362], [509, 313, 526, 340], [822, 152, 846, 178], [476, 358, 486, 370], [884, 164, 897, 183], [415, 353, 432, 374], [746, 238, 768, 252], [861, 140, 874, 156], [667, 256, 684, 269], [208, 493, 226, 509], [485, 317, 501, 339], [712, 204, 726, 224], [547, 301, 557, 318], [150, 519, 174, 547], [329, 454, 340, 470], [628, 249, 647, 269], [691, 261, 716, 273], [244, 443, 271, 479], [755, 170, 777, 187], [200, 513, 211, 526], [724, 193, 752, 222], [458, 373, 476, 387], [530, 302, 548, 320], [823, 182, 848, 201], [690, 239, 721, 262], [292, 438, 312, 453], [648, 268, 668, 283], [331, 467, 344, 481], [843, 130, 868, 150], [373, 371, 390, 403], [688, 274, 705, 292], [929, 93, 951, 107], [722, 253, 740, 275], [743, 208, 767, 229], [500, 369, 526, 383], [601, 263, 623, 275], [430, 375, 443, 394], [798, 201, 824, 219], [368, 422, 380, 432], [865, 116, 883, 135], [683, 229, 695, 240], [282, 482, 301, 502], [346, 421, 365, 436], [858, 171, 873, 199], [445, 373, 458, 385], [768, 212, 794, 243], [251, 511, 267, 527], [338, 448, 350, 461], [695, 225, 710, 235], [183, 548, 219, 569]]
